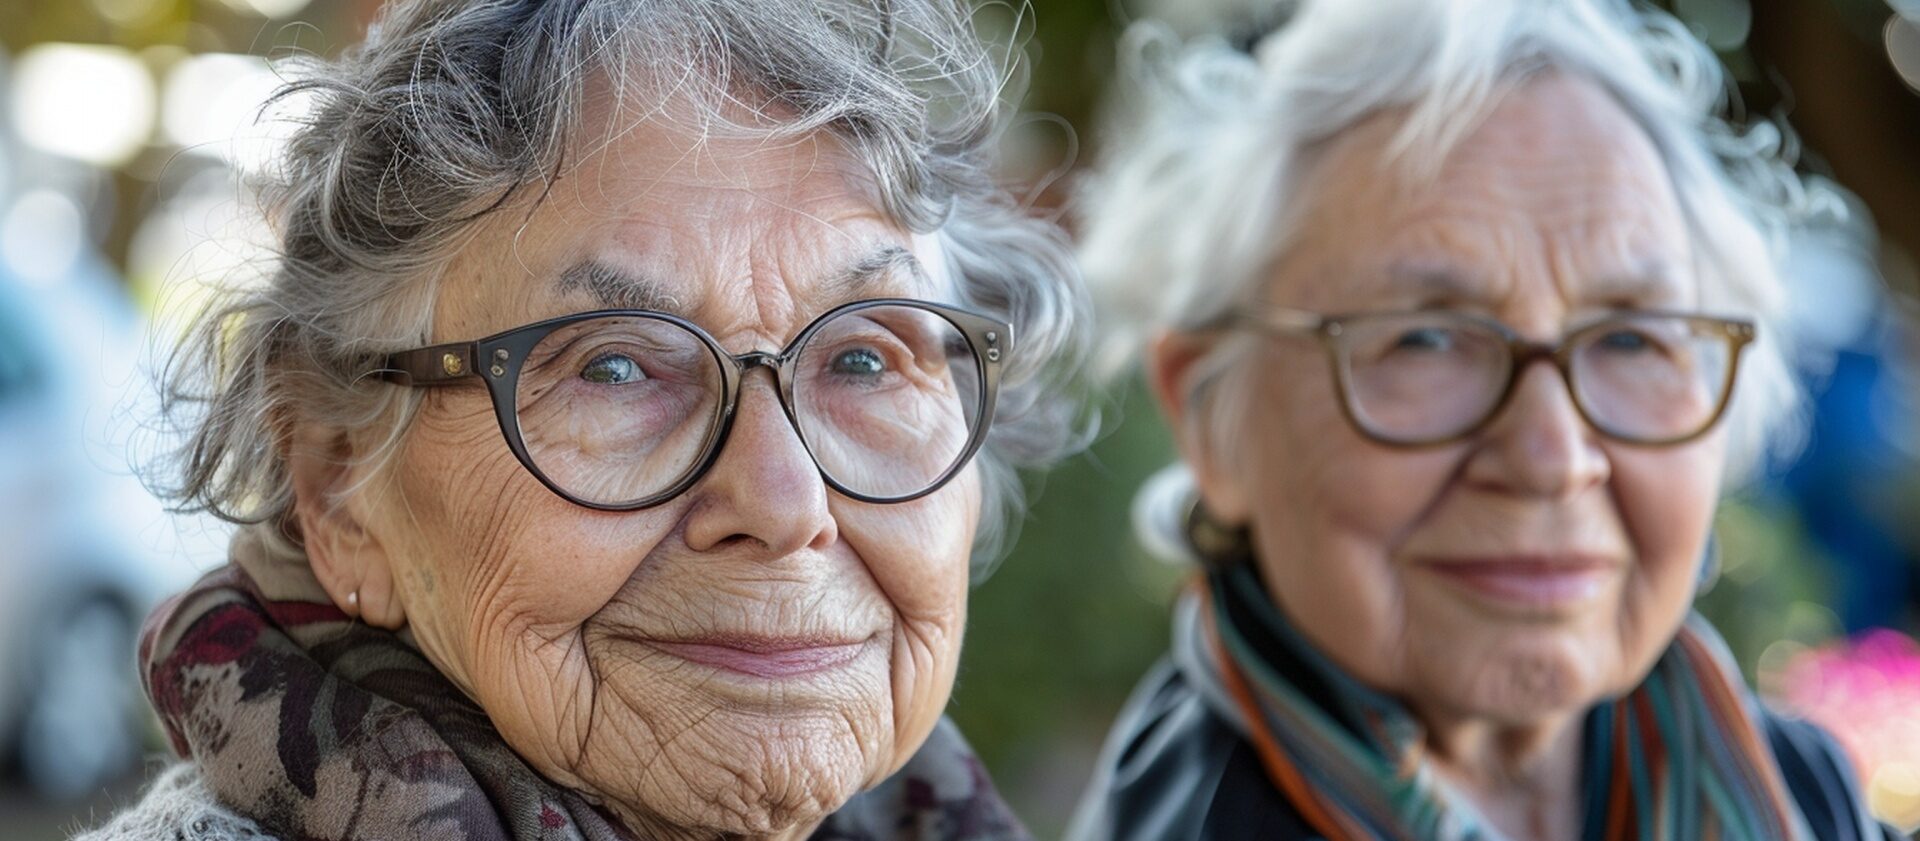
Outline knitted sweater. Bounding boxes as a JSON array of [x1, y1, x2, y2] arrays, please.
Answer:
[[76, 765, 268, 841]]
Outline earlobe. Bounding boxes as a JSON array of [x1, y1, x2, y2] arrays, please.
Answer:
[[1146, 330, 1252, 526], [285, 420, 408, 630]]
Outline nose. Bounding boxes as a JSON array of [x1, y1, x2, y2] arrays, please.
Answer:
[[680, 371, 838, 555], [1462, 360, 1611, 498]]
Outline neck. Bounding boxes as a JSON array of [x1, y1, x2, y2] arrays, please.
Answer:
[[1416, 706, 1586, 841]]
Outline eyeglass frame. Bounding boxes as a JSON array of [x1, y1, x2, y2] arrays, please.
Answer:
[[368, 297, 1013, 510], [1193, 306, 1757, 448]]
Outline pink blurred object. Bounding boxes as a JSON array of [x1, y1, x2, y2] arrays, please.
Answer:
[[1767, 628, 1920, 830]]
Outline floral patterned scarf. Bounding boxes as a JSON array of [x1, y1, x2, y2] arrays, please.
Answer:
[[138, 532, 1027, 841]]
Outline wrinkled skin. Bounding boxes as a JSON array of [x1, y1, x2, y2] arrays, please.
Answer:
[[1151, 74, 1725, 841], [289, 115, 979, 840]]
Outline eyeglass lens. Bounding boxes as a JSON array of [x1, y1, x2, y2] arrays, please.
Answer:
[[1337, 312, 1734, 444], [511, 304, 983, 506], [791, 304, 983, 499]]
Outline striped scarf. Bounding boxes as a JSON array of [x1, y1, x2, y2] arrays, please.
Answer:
[[1199, 563, 1846, 841]]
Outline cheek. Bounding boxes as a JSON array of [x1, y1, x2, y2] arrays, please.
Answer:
[[1238, 367, 1464, 683], [837, 468, 978, 627], [1249, 439, 1464, 685], [836, 468, 977, 772], [386, 397, 677, 676], [1609, 437, 1723, 619], [1238, 364, 1457, 585]]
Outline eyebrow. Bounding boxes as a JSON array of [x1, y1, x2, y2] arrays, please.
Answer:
[[554, 244, 930, 314], [556, 261, 685, 312], [1383, 261, 1486, 305], [1586, 263, 1686, 306], [1381, 258, 1683, 308], [817, 244, 931, 301]]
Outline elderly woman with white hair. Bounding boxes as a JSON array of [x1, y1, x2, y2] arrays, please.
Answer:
[[1069, 1, 1897, 839], [80, 1, 1086, 839]]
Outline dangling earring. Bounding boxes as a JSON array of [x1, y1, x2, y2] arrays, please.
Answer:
[[1184, 496, 1253, 569]]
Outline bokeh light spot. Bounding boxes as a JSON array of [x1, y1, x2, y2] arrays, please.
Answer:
[[10, 44, 156, 167], [1887, 15, 1920, 94], [2, 190, 87, 286], [212, 0, 312, 19], [161, 53, 296, 173]]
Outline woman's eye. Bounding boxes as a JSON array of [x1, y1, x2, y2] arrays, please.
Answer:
[[1596, 330, 1652, 353], [831, 347, 887, 377], [580, 352, 645, 385], [1392, 328, 1454, 352]]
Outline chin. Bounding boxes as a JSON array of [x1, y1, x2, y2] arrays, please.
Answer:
[[1411, 629, 1622, 723], [570, 648, 894, 837], [614, 711, 876, 837]]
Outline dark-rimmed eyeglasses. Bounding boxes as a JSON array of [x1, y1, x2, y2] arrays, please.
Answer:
[[1199, 306, 1755, 447], [369, 298, 1011, 510]]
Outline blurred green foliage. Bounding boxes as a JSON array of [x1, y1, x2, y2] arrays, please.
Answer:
[[948, 382, 1180, 827]]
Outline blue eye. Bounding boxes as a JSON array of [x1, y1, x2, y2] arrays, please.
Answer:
[[831, 348, 886, 377], [1392, 327, 1454, 352], [580, 353, 644, 385]]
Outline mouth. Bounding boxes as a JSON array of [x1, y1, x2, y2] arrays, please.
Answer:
[[642, 634, 874, 679], [1417, 555, 1619, 611]]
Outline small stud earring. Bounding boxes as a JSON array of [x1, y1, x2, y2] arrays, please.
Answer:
[[346, 590, 360, 615]]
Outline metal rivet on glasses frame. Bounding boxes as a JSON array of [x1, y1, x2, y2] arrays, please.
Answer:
[[986, 348, 1001, 362], [494, 349, 510, 361], [441, 353, 464, 376], [490, 365, 506, 377], [985, 331, 998, 344]]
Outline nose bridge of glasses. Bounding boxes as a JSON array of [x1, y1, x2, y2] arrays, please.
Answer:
[[722, 349, 805, 437], [734, 350, 780, 373], [1517, 339, 1569, 373], [1479, 338, 1582, 426], [1491, 334, 1612, 434]]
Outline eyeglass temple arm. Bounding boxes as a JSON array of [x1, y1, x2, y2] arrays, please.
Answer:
[[372, 343, 477, 387]]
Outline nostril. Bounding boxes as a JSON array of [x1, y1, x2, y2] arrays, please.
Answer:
[[715, 532, 772, 552]]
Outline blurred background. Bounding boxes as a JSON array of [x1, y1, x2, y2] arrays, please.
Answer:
[[0, 0, 1915, 837]]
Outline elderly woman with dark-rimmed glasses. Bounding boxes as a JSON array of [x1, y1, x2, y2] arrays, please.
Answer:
[[1069, 0, 1897, 839], [84, 1, 1086, 839]]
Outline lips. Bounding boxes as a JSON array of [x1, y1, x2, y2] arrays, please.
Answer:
[[1419, 556, 1618, 610], [643, 634, 872, 679]]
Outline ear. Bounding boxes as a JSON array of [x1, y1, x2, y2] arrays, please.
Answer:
[[1145, 330, 1252, 526], [285, 419, 408, 630]]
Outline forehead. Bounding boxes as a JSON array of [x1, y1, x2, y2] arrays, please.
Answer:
[[433, 106, 934, 342], [1279, 73, 1693, 311]]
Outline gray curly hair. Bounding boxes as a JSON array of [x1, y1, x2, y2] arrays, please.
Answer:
[[155, 0, 1091, 572], [1079, 0, 1841, 557]]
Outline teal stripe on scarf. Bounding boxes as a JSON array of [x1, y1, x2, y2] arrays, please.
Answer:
[[1582, 707, 1614, 841], [1642, 671, 1694, 837], [1625, 703, 1655, 840]]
